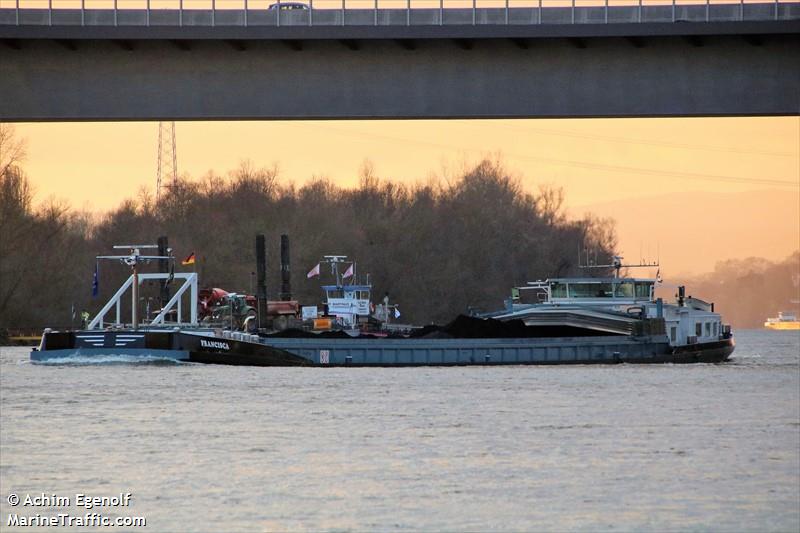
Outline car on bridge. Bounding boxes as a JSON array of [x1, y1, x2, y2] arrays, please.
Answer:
[[268, 2, 310, 9]]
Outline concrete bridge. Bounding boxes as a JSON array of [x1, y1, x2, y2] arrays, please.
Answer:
[[1, 1, 798, 120]]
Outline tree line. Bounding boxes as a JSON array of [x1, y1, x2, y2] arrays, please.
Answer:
[[0, 125, 617, 329], [680, 252, 800, 329]]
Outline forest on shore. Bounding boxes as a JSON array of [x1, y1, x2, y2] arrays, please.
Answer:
[[0, 125, 616, 329]]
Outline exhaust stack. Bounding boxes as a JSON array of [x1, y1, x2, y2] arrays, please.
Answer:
[[256, 234, 268, 330], [280, 234, 291, 301]]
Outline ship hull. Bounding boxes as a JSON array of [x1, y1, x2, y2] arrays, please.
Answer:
[[260, 335, 734, 366], [31, 330, 311, 367], [31, 330, 734, 367], [764, 322, 800, 330], [666, 338, 736, 364]]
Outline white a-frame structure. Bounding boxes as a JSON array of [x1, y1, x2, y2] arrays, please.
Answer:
[[87, 244, 198, 330], [88, 272, 198, 330]]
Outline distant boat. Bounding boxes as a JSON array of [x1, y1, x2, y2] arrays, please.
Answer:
[[764, 311, 800, 331]]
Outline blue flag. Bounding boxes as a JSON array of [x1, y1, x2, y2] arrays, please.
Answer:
[[92, 263, 99, 298]]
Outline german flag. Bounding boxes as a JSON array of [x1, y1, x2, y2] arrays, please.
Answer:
[[181, 252, 196, 266]]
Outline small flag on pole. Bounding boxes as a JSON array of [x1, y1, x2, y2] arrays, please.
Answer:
[[92, 263, 99, 298], [342, 264, 354, 279], [307, 263, 320, 279], [182, 252, 196, 266], [164, 259, 175, 290], [394, 307, 401, 319]]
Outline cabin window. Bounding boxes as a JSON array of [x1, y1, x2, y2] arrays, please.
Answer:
[[635, 282, 651, 298], [713, 322, 718, 336], [569, 283, 595, 298], [568, 283, 614, 298], [705, 322, 711, 336], [551, 283, 567, 298], [695, 322, 702, 336], [596, 283, 614, 297], [670, 326, 677, 342], [567, 283, 590, 298], [615, 282, 634, 298]]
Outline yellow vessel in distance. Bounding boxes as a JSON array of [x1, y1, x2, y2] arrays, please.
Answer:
[[764, 311, 800, 330]]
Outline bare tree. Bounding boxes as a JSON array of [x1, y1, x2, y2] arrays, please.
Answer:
[[0, 124, 28, 181]]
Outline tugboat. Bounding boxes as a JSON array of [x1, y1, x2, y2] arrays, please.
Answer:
[[301, 255, 402, 334], [30, 243, 310, 366]]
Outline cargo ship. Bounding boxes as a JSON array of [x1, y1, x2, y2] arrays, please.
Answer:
[[31, 240, 734, 366]]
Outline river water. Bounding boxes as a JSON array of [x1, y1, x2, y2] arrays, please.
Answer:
[[1, 330, 798, 532]]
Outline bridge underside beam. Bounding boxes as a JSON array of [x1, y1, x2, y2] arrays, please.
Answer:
[[1, 24, 798, 120]]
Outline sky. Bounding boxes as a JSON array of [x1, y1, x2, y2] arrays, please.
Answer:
[[11, 117, 800, 275]]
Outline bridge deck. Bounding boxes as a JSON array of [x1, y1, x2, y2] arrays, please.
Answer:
[[1, 1, 798, 30], [2, 1, 797, 120]]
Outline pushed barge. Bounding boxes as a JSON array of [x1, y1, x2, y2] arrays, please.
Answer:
[[258, 256, 734, 365], [31, 247, 734, 366]]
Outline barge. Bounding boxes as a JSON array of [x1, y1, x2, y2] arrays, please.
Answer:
[[31, 244, 734, 366]]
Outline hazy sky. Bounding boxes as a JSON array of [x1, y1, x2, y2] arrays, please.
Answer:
[[12, 117, 800, 274]]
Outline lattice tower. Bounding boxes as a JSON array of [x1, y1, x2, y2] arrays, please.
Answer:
[[156, 121, 178, 203]]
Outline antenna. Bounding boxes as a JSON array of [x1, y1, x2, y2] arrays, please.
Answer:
[[579, 254, 660, 278], [156, 121, 178, 203]]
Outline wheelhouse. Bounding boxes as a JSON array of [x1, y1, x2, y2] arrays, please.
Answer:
[[521, 277, 656, 306], [321, 284, 372, 301]]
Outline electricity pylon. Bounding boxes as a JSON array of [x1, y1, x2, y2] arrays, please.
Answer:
[[156, 121, 178, 203]]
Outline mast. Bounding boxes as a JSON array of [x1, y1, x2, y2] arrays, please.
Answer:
[[157, 236, 171, 307], [132, 261, 139, 329], [323, 255, 348, 287]]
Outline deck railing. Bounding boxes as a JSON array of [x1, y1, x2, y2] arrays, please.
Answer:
[[0, 0, 797, 26]]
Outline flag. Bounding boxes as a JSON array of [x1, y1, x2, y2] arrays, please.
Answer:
[[307, 263, 320, 279], [92, 263, 99, 298], [182, 252, 196, 266], [163, 259, 175, 290], [656, 268, 662, 283], [394, 307, 401, 319], [342, 264, 354, 279]]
